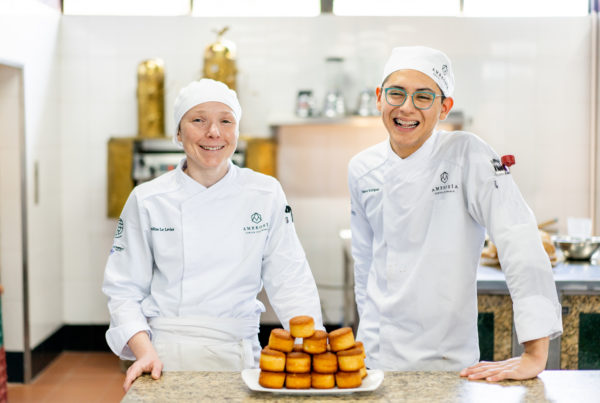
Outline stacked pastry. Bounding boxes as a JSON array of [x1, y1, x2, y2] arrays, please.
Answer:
[[258, 315, 367, 389]]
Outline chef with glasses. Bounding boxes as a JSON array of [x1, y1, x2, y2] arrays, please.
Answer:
[[348, 46, 562, 381]]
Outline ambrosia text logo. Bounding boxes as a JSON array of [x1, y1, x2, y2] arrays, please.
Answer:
[[432, 171, 459, 195], [243, 212, 269, 234]]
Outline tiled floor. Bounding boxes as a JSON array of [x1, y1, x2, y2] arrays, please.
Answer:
[[7, 352, 126, 403]]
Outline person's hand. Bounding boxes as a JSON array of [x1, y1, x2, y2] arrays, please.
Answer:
[[459, 336, 549, 382], [123, 331, 163, 392], [123, 350, 163, 392]]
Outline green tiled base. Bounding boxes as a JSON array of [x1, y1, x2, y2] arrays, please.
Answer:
[[478, 312, 494, 361], [579, 313, 600, 369]]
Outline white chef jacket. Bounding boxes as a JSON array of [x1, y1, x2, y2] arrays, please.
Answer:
[[348, 130, 562, 371], [103, 159, 323, 367]]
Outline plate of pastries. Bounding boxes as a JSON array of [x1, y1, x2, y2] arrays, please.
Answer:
[[480, 229, 559, 268], [241, 315, 384, 394]]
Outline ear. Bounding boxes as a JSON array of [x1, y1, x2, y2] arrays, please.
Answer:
[[176, 128, 182, 142], [438, 97, 454, 120], [376, 87, 383, 112]]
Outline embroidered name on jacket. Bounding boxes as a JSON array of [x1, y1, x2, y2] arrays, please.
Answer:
[[151, 227, 175, 232], [432, 171, 459, 195]]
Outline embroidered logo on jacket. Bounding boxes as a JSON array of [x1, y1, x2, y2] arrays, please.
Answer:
[[432, 171, 459, 195], [114, 218, 124, 238], [243, 212, 270, 234]]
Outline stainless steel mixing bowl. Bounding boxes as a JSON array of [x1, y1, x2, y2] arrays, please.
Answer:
[[552, 236, 600, 260]]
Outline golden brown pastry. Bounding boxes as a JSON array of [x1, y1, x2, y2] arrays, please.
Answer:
[[292, 343, 304, 352], [268, 328, 294, 353], [259, 347, 286, 372], [289, 315, 315, 338], [303, 330, 328, 354], [335, 370, 362, 389], [258, 370, 286, 389], [354, 341, 366, 359], [285, 373, 311, 389], [312, 351, 338, 374], [337, 347, 364, 371], [329, 327, 355, 352], [481, 240, 498, 259], [286, 351, 311, 373], [359, 365, 368, 379], [311, 372, 335, 389]]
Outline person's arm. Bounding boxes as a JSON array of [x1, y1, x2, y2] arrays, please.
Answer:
[[102, 190, 163, 388], [465, 140, 562, 381], [460, 336, 548, 381], [122, 331, 163, 392], [348, 170, 374, 317], [261, 181, 324, 329]]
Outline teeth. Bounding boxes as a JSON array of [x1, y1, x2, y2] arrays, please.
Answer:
[[200, 145, 224, 151], [394, 118, 418, 128]]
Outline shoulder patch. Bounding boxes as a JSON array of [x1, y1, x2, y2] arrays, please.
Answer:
[[490, 158, 510, 176], [284, 205, 294, 223]]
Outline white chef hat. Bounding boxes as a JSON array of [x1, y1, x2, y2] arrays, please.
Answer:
[[173, 78, 242, 146], [381, 46, 455, 97]]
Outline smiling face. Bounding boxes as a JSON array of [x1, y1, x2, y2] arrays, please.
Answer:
[[177, 101, 237, 182], [377, 69, 453, 158]]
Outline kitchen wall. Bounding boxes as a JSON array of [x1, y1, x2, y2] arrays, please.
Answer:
[[0, 0, 62, 352], [59, 15, 593, 325]]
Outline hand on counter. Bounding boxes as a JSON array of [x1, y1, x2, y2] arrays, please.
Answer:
[[460, 336, 549, 382], [123, 331, 163, 392]]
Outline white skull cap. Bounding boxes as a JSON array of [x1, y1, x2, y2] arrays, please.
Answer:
[[382, 46, 455, 97], [173, 78, 242, 146]]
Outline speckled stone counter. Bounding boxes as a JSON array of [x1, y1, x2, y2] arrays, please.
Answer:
[[122, 370, 600, 402]]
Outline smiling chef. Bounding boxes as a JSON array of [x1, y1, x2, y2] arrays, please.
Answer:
[[348, 46, 562, 381], [103, 79, 323, 391]]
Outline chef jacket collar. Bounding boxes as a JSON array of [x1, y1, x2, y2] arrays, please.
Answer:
[[386, 130, 439, 167], [175, 158, 238, 194]]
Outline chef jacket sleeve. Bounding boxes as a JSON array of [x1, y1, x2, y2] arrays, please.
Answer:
[[348, 168, 374, 317], [465, 140, 562, 344], [261, 181, 324, 330], [102, 190, 154, 360]]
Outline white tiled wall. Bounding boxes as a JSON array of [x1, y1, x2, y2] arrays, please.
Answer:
[[0, 0, 62, 349], [58, 15, 593, 324]]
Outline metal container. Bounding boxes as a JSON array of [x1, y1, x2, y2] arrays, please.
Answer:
[[137, 59, 166, 138], [552, 236, 600, 260]]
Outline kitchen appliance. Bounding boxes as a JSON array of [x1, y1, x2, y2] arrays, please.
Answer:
[[203, 26, 237, 91], [355, 88, 378, 116], [295, 90, 316, 118], [322, 57, 346, 118], [137, 59, 165, 137]]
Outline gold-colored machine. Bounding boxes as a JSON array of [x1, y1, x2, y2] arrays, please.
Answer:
[[137, 58, 165, 137], [203, 27, 237, 90]]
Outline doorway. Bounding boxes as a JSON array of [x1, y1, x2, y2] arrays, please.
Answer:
[[0, 62, 30, 383]]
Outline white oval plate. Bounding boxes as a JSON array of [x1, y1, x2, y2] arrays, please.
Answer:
[[241, 368, 384, 394]]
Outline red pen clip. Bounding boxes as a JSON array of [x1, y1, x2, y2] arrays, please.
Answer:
[[501, 155, 515, 168]]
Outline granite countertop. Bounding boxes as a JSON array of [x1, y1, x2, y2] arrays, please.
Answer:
[[122, 370, 600, 402]]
